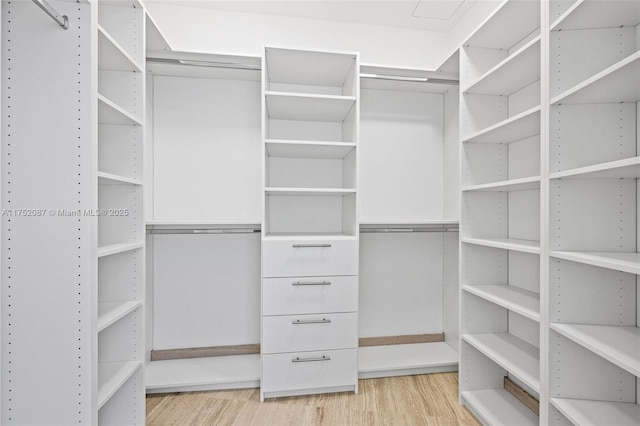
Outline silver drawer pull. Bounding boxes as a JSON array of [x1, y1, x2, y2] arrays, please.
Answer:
[[292, 281, 331, 286], [292, 318, 331, 325], [292, 355, 331, 363], [292, 244, 332, 248]]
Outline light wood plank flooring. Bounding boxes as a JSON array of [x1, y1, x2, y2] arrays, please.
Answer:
[[146, 372, 480, 425]]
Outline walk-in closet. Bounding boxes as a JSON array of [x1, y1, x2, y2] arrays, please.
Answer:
[[2, 0, 639, 425]]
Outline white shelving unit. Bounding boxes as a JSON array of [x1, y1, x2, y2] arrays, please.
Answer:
[[459, 0, 543, 424], [261, 46, 359, 400], [2, 1, 145, 424]]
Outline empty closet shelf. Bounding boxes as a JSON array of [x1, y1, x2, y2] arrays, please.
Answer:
[[98, 171, 143, 186], [551, 398, 640, 426], [358, 342, 458, 379], [463, 176, 540, 192], [98, 94, 143, 126], [97, 242, 143, 258], [549, 251, 640, 275], [463, 106, 540, 144], [462, 237, 540, 254], [98, 361, 142, 409], [550, 323, 640, 376], [98, 26, 142, 73], [462, 389, 538, 426], [463, 285, 540, 322], [552, 0, 640, 31], [550, 157, 640, 180], [265, 91, 356, 122], [551, 51, 640, 105], [462, 333, 540, 392], [265, 140, 356, 159], [97, 301, 142, 333], [265, 187, 356, 196]]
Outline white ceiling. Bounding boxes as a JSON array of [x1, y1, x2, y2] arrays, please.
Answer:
[[157, 1, 477, 32]]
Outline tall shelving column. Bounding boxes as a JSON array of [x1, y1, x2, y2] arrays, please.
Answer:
[[96, 1, 145, 425], [261, 46, 359, 400], [458, 0, 543, 424], [1, 0, 145, 424], [546, 1, 640, 424]]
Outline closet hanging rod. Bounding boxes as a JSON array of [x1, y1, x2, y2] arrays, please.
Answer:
[[146, 57, 261, 71], [32, 0, 69, 30], [147, 228, 260, 235], [360, 227, 459, 233], [359, 73, 459, 85]]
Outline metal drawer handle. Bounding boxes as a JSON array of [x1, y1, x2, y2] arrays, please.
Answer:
[[292, 244, 332, 248], [292, 355, 331, 363], [292, 318, 331, 325], [292, 281, 331, 286]]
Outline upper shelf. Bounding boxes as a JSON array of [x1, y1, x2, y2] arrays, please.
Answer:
[[551, 51, 640, 105], [463, 106, 540, 144], [551, 0, 640, 31], [98, 94, 143, 126], [463, 176, 540, 192], [551, 157, 640, 180], [463, 0, 539, 50], [551, 398, 640, 426], [265, 187, 356, 196], [98, 26, 142, 72], [463, 37, 540, 96], [462, 237, 541, 255], [549, 251, 640, 276], [463, 284, 540, 323], [265, 46, 357, 89], [265, 140, 355, 160], [265, 92, 356, 122]]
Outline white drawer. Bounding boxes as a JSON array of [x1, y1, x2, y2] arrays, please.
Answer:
[[262, 348, 357, 394], [263, 275, 358, 315], [262, 312, 357, 354], [262, 239, 358, 277]]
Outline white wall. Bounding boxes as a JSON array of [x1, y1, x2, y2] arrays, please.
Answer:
[[144, 1, 500, 70]]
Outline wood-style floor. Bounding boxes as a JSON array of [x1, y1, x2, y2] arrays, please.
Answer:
[[146, 372, 480, 425]]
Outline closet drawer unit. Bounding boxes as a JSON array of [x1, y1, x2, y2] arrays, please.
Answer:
[[263, 275, 358, 315], [262, 348, 357, 395], [262, 239, 358, 277], [262, 312, 357, 354]]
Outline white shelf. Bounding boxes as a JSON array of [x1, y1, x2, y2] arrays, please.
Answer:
[[463, 176, 540, 192], [463, 333, 540, 392], [98, 171, 142, 186], [265, 91, 356, 122], [146, 220, 261, 226], [265, 140, 356, 159], [97, 26, 142, 73], [359, 220, 459, 226], [551, 398, 640, 426], [462, 237, 541, 254], [551, 51, 640, 105], [549, 251, 640, 275], [550, 323, 640, 377], [463, 285, 540, 322], [358, 342, 458, 379], [463, 106, 540, 144], [263, 232, 357, 241], [97, 301, 142, 333], [551, 157, 640, 180], [551, 0, 640, 31], [98, 94, 143, 126], [463, 0, 540, 50], [265, 47, 356, 88], [145, 355, 260, 393], [98, 361, 142, 409], [464, 37, 540, 96], [97, 242, 143, 258], [461, 389, 538, 426], [265, 187, 356, 196]]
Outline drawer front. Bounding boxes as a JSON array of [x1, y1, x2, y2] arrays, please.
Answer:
[[262, 312, 357, 354], [263, 275, 358, 315], [262, 348, 357, 393], [262, 239, 358, 277]]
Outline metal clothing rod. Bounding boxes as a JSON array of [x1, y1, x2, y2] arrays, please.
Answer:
[[146, 57, 261, 71], [147, 228, 260, 235], [360, 227, 459, 233], [360, 73, 459, 85], [32, 0, 69, 30]]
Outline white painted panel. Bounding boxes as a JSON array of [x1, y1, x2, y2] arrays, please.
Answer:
[[462, 142, 507, 186], [461, 244, 508, 286], [268, 119, 344, 142], [267, 157, 344, 188], [461, 93, 508, 137], [99, 124, 142, 180], [461, 292, 508, 335], [508, 135, 540, 180], [98, 69, 143, 120], [152, 233, 260, 349], [508, 189, 540, 241], [444, 88, 460, 220], [549, 258, 636, 325], [463, 192, 507, 238], [460, 341, 506, 391], [550, 103, 636, 173], [508, 311, 540, 349], [508, 80, 540, 117], [359, 233, 444, 337], [443, 232, 460, 350], [508, 251, 540, 294], [152, 75, 261, 222], [98, 248, 143, 302], [99, 308, 143, 362], [98, 184, 142, 245], [359, 89, 443, 222], [266, 195, 347, 235], [550, 180, 636, 251], [462, 46, 507, 86], [550, 27, 638, 99], [550, 331, 636, 402]]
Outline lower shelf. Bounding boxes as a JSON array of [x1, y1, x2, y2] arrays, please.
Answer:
[[358, 342, 458, 379], [551, 397, 640, 426], [461, 389, 538, 426], [98, 360, 142, 409], [145, 355, 260, 393]]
